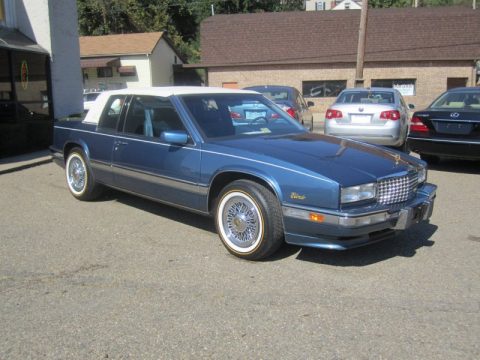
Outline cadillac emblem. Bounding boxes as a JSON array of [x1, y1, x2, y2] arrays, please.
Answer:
[[450, 112, 460, 118]]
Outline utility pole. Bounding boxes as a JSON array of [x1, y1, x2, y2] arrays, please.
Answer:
[[355, 0, 369, 88]]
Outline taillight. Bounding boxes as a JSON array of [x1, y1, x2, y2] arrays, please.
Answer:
[[230, 111, 242, 119], [325, 109, 343, 119], [380, 110, 401, 121], [410, 116, 429, 133], [284, 107, 297, 119], [271, 113, 280, 119]]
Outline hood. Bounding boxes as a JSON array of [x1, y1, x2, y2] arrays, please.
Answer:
[[208, 133, 421, 186]]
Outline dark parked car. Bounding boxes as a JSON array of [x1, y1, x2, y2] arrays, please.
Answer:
[[407, 87, 480, 162], [243, 85, 314, 131], [51, 87, 436, 260]]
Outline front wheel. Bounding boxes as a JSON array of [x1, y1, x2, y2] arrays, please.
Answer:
[[215, 180, 284, 260], [65, 148, 103, 201]]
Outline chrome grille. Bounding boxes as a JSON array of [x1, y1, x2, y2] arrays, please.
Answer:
[[377, 172, 418, 205]]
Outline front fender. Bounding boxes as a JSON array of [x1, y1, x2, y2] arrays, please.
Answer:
[[207, 164, 340, 211], [210, 165, 284, 202]]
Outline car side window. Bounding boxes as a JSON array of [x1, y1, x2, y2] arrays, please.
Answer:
[[98, 95, 126, 131], [123, 96, 185, 138]]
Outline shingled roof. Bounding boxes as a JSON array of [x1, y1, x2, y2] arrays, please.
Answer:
[[200, 6, 480, 67], [80, 32, 165, 57]]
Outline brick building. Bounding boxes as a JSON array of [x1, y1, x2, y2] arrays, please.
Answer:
[[193, 6, 480, 114]]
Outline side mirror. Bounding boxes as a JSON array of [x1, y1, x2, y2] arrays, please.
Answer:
[[408, 104, 415, 110], [160, 130, 189, 145], [307, 101, 315, 107]]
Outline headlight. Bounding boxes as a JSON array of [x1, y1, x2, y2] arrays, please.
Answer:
[[341, 183, 377, 204], [418, 166, 427, 184]]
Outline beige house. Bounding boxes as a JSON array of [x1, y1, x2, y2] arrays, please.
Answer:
[[80, 32, 184, 92], [195, 6, 480, 114]]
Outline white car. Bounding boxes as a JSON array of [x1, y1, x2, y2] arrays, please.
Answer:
[[83, 92, 101, 112], [324, 88, 413, 151]]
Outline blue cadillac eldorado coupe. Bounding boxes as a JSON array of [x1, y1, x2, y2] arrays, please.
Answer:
[[51, 87, 437, 260]]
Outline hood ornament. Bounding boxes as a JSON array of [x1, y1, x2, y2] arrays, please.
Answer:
[[393, 153, 401, 166]]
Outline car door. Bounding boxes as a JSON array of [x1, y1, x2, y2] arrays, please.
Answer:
[[111, 95, 202, 210], [89, 94, 128, 185]]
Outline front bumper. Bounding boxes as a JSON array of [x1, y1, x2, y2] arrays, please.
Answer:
[[282, 183, 436, 250]]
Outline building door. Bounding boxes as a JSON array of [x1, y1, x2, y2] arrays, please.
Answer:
[[0, 48, 52, 157], [447, 78, 467, 90], [222, 82, 238, 89]]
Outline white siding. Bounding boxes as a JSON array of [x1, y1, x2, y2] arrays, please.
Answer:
[[16, 0, 83, 117], [150, 38, 183, 86], [332, 1, 361, 10], [83, 56, 152, 91], [82, 36, 183, 91]]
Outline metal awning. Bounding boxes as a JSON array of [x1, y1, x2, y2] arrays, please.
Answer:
[[80, 57, 120, 68], [0, 28, 49, 54], [117, 65, 136, 74]]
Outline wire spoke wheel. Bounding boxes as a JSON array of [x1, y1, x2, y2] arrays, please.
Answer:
[[215, 180, 284, 260], [67, 156, 86, 193], [221, 192, 262, 251], [65, 148, 103, 201]]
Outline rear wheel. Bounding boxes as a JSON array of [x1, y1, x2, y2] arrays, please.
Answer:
[[65, 148, 103, 200], [215, 180, 284, 260]]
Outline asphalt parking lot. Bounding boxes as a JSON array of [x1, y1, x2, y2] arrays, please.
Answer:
[[1, 159, 479, 359]]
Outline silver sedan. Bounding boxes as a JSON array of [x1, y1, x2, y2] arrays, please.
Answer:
[[324, 88, 413, 150]]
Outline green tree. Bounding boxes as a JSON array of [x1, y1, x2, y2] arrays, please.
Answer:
[[77, 0, 199, 59]]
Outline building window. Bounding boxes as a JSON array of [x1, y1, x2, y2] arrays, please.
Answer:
[[117, 66, 136, 77], [97, 67, 113, 78], [315, 1, 325, 10], [302, 80, 347, 98], [371, 79, 416, 96]]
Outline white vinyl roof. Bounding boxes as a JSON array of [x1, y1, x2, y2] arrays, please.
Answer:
[[83, 86, 258, 124]]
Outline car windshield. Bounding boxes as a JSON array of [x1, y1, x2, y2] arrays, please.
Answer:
[[336, 91, 394, 104], [429, 90, 480, 110], [252, 90, 289, 101], [180, 94, 305, 139]]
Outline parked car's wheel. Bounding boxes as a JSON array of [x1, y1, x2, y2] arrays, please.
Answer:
[[419, 153, 440, 165], [65, 148, 102, 201], [215, 180, 284, 260]]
